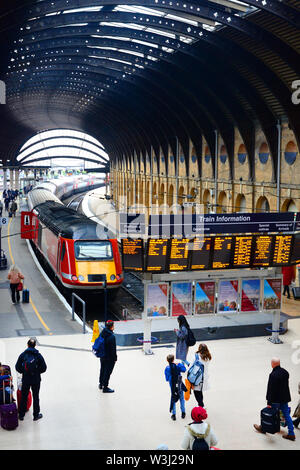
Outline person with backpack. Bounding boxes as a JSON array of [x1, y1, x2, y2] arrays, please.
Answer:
[[15, 338, 47, 421], [94, 320, 117, 393], [181, 406, 218, 450], [174, 315, 195, 366], [192, 344, 212, 408], [164, 354, 186, 421]]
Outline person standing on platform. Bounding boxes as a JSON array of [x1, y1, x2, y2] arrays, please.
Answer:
[[282, 265, 296, 299], [0, 199, 3, 217], [164, 354, 186, 421], [193, 344, 212, 409], [254, 357, 295, 441], [7, 264, 24, 304], [181, 406, 218, 450], [99, 320, 117, 393], [10, 200, 17, 217], [174, 315, 191, 366], [15, 338, 47, 421]]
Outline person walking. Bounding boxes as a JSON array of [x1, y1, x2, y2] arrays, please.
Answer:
[[174, 315, 191, 366], [181, 406, 218, 450], [0, 199, 3, 217], [164, 354, 186, 421], [193, 344, 212, 409], [253, 357, 295, 441], [282, 265, 296, 299], [15, 338, 47, 421], [98, 320, 117, 393], [10, 200, 17, 217], [292, 382, 300, 429], [7, 264, 24, 304]]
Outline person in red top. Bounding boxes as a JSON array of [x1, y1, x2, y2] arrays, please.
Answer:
[[282, 265, 296, 299]]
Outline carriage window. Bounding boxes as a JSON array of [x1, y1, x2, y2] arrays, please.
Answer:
[[61, 242, 66, 262], [74, 241, 113, 260]]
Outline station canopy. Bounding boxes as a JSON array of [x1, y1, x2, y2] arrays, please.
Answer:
[[0, 1, 299, 174]]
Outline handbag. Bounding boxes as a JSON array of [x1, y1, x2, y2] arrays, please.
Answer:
[[17, 282, 23, 291]]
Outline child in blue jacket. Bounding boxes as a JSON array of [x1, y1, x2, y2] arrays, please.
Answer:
[[164, 354, 186, 421]]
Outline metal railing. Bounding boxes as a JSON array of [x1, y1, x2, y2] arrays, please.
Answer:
[[72, 293, 86, 334]]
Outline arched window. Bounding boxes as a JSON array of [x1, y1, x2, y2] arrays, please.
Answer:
[[256, 196, 270, 213], [284, 141, 298, 166], [235, 194, 246, 213]]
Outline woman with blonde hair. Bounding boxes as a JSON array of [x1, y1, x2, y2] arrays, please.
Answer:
[[192, 344, 212, 408], [7, 265, 24, 304]]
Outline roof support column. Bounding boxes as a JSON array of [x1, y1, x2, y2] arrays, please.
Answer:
[[276, 120, 281, 213], [214, 130, 218, 214]]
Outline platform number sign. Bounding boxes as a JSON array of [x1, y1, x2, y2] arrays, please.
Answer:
[[0, 217, 8, 227]]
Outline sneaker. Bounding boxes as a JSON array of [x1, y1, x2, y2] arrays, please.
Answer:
[[253, 424, 266, 434], [181, 412, 186, 419], [282, 433, 296, 441], [33, 413, 43, 421], [171, 414, 176, 421], [103, 387, 114, 393]]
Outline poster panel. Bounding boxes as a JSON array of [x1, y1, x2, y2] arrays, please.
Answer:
[[146, 283, 169, 317], [241, 279, 261, 312], [217, 280, 239, 313], [263, 278, 282, 310], [171, 282, 193, 316], [194, 281, 215, 315]]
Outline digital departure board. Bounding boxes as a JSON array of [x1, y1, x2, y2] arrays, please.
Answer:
[[252, 235, 273, 267], [290, 233, 300, 265], [232, 236, 253, 268], [212, 236, 233, 269], [272, 234, 293, 266], [190, 237, 212, 270], [121, 238, 144, 272], [145, 239, 169, 273], [169, 238, 191, 271]]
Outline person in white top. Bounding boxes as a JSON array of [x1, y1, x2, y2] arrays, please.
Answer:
[[192, 344, 211, 408], [181, 406, 218, 450]]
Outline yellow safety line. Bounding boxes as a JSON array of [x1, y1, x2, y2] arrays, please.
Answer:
[[7, 217, 51, 332]]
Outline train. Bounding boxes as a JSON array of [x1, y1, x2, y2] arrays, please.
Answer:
[[21, 176, 123, 291]]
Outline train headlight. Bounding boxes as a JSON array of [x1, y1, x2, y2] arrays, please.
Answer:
[[71, 275, 78, 281], [110, 274, 116, 281], [78, 275, 85, 282]]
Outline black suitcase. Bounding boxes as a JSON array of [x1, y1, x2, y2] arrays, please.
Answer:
[[260, 406, 280, 434], [22, 289, 30, 303], [292, 287, 300, 300]]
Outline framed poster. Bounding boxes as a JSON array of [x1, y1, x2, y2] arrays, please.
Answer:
[[171, 282, 193, 316], [241, 279, 261, 312], [263, 278, 282, 310], [217, 280, 239, 313], [146, 283, 169, 317], [194, 281, 215, 315]]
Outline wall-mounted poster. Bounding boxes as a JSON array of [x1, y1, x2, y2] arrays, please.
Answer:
[[263, 278, 282, 310], [217, 280, 239, 313], [171, 282, 193, 316], [194, 281, 215, 315], [146, 283, 169, 317], [241, 279, 261, 312]]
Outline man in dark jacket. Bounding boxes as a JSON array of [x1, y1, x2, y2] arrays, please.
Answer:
[[254, 358, 295, 441], [99, 320, 117, 393], [15, 338, 47, 421]]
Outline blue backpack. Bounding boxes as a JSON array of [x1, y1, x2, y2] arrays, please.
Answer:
[[92, 335, 105, 358], [187, 354, 204, 387]]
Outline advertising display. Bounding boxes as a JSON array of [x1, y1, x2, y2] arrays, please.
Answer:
[[263, 278, 282, 310], [146, 283, 169, 317], [194, 281, 215, 314], [217, 280, 239, 313], [171, 282, 193, 316], [241, 279, 261, 312]]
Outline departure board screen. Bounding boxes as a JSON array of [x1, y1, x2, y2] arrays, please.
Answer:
[[212, 236, 233, 269], [169, 238, 191, 271], [146, 239, 169, 273], [272, 234, 293, 266], [290, 234, 300, 265], [121, 238, 144, 272], [190, 237, 212, 270], [252, 235, 273, 267], [232, 236, 253, 268]]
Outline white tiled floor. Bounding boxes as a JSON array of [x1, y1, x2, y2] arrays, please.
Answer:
[[1, 319, 300, 450]]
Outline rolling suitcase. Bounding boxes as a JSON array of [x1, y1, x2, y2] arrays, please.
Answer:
[[17, 376, 32, 412], [260, 406, 280, 434], [0, 379, 18, 431], [22, 289, 30, 303]]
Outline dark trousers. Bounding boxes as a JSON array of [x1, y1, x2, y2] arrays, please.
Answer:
[[194, 390, 204, 407], [10, 283, 20, 303], [99, 359, 115, 388], [283, 285, 290, 298], [19, 382, 40, 419]]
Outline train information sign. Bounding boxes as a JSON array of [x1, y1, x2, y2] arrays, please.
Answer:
[[212, 236, 233, 269], [121, 238, 144, 272], [190, 237, 212, 270], [232, 236, 253, 268], [145, 238, 169, 273], [272, 234, 293, 266], [252, 235, 273, 267], [169, 238, 191, 271], [290, 233, 300, 265]]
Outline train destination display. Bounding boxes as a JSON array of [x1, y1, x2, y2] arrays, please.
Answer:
[[290, 233, 300, 265], [121, 238, 144, 272], [190, 237, 212, 270], [146, 238, 169, 272], [272, 234, 293, 266], [169, 238, 190, 271], [252, 235, 273, 267], [212, 236, 233, 269], [232, 236, 253, 268]]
